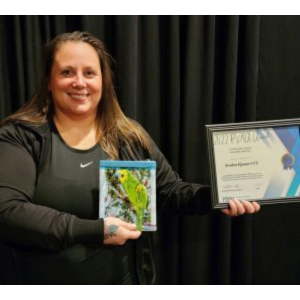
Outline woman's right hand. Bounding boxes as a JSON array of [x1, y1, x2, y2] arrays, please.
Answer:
[[103, 217, 141, 245]]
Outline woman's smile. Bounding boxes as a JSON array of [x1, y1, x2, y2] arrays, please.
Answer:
[[68, 93, 90, 101]]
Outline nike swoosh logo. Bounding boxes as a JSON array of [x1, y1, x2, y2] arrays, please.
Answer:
[[80, 161, 93, 168]]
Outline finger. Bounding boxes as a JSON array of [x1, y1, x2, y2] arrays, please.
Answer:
[[221, 208, 230, 216], [252, 201, 261, 212], [234, 199, 245, 216], [126, 230, 141, 240], [221, 199, 241, 216], [227, 199, 238, 216], [117, 219, 137, 231], [241, 200, 255, 214]]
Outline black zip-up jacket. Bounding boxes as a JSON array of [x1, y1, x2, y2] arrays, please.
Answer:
[[0, 121, 211, 284]]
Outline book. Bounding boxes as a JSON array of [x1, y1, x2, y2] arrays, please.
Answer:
[[99, 160, 157, 231]]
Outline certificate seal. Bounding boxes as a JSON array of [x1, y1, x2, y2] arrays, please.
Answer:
[[281, 153, 295, 170]]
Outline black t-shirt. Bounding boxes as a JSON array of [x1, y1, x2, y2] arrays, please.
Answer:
[[21, 124, 138, 284]]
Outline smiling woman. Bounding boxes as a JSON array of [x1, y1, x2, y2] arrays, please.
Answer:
[[0, 31, 260, 285], [0, 31, 153, 284]]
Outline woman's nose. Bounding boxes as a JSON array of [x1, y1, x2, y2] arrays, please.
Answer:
[[72, 74, 86, 88]]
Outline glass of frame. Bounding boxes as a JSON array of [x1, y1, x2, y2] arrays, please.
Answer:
[[206, 118, 300, 209]]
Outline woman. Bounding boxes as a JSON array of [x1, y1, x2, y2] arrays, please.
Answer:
[[0, 31, 260, 284]]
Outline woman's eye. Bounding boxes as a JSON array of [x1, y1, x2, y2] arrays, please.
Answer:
[[86, 70, 95, 77], [61, 70, 72, 76]]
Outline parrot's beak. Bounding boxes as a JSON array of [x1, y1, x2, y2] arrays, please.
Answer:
[[113, 171, 120, 180]]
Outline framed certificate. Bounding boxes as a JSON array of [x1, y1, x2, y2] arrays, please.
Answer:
[[206, 118, 300, 209]]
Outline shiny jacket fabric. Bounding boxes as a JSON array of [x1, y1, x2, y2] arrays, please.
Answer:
[[0, 122, 211, 284]]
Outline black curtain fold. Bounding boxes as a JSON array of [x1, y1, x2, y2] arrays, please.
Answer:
[[0, 18, 10, 116], [235, 16, 260, 122], [1, 15, 300, 284]]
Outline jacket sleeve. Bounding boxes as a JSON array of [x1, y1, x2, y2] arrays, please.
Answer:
[[148, 138, 212, 215], [0, 124, 104, 251]]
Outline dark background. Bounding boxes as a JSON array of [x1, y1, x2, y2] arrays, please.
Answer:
[[1, 15, 300, 284]]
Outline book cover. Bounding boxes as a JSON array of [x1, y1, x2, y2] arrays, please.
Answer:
[[99, 160, 157, 231]]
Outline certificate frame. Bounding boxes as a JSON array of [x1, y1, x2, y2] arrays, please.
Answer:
[[206, 118, 300, 209]]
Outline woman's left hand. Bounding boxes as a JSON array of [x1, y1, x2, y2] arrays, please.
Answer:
[[221, 199, 260, 217]]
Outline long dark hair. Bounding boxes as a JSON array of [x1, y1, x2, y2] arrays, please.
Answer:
[[3, 31, 151, 159]]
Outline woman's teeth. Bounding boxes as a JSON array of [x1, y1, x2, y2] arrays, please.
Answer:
[[70, 94, 87, 100]]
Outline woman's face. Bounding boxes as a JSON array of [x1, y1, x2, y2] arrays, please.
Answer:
[[48, 41, 102, 120]]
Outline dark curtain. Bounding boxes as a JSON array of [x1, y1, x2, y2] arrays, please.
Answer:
[[0, 15, 300, 284]]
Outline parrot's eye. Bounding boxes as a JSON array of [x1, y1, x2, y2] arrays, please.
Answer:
[[121, 174, 124, 178]]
